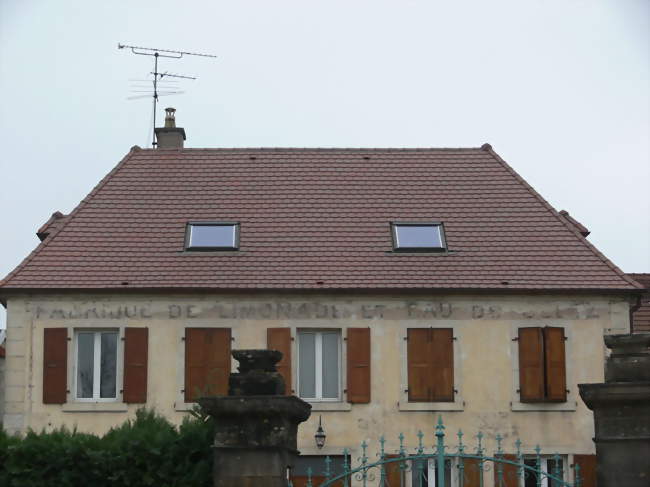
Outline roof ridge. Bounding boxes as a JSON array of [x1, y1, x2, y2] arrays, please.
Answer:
[[0, 146, 141, 289], [484, 146, 644, 291], [138, 147, 486, 152]]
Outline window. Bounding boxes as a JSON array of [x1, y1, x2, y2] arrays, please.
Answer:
[[392, 223, 446, 251], [406, 328, 454, 402], [523, 457, 565, 487], [291, 455, 348, 487], [185, 222, 239, 250], [298, 330, 341, 401], [43, 327, 148, 406], [75, 330, 118, 401], [518, 327, 567, 402]]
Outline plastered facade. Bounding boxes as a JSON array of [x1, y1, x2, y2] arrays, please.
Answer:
[[2, 292, 631, 477]]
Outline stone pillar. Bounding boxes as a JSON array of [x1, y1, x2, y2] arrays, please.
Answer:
[[579, 334, 650, 487], [198, 349, 311, 487]]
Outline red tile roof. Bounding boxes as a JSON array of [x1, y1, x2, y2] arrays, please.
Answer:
[[0, 145, 642, 292], [628, 273, 650, 332]]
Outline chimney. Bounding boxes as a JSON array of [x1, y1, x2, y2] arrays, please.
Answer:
[[154, 107, 186, 149]]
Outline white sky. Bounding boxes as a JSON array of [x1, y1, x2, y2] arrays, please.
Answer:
[[1, 0, 648, 329]]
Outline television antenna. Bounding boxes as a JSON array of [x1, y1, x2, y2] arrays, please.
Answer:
[[118, 43, 217, 147]]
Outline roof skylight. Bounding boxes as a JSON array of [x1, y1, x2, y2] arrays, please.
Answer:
[[392, 223, 446, 251], [186, 223, 239, 250]]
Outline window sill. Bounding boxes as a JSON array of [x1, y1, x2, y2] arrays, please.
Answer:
[[511, 401, 577, 412], [62, 402, 128, 413], [307, 401, 352, 412], [398, 401, 464, 412]]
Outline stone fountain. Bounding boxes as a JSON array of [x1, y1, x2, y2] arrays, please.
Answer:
[[198, 349, 312, 487]]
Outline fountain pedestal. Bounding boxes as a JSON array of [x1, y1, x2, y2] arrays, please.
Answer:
[[579, 334, 650, 487], [198, 350, 311, 487]]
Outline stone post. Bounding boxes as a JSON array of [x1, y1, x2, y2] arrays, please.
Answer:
[[579, 334, 650, 487], [198, 349, 311, 487]]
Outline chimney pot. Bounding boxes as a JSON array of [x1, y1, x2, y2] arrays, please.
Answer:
[[155, 107, 186, 149], [164, 107, 177, 128]]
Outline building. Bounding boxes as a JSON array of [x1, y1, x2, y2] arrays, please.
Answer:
[[628, 273, 650, 333], [0, 112, 644, 485]]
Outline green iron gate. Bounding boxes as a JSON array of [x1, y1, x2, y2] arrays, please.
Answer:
[[291, 417, 583, 487]]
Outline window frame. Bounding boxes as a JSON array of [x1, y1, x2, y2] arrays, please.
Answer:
[[184, 221, 240, 251], [72, 328, 121, 403], [510, 324, 576, 412], [390, 222, 447, 252], [398, 325, 464, 412], [297, 329, 342, 403]]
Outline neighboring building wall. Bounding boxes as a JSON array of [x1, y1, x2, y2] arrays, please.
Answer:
[[628, 273, 650, 333], [3, 292, 632, 459]]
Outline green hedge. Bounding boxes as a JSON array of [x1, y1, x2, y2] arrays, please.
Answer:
[[0, 409, 214, 487]]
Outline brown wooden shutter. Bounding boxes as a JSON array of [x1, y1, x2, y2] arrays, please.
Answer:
[[384, 454, 403, 487], [430, 328, 454, 401], [267, 327, 292, 395], [573, 454, 597, 487], [494, 454, 519, 487], [43, 328, 68, 404], [461, 458, 482, 487], [518, 327, 545, 402], [185, 328, 231, 402], [407, 328, 431, 401], [123, 327, 148, 403], [346, 328, 371, 403], [544, 326, 567, 402]]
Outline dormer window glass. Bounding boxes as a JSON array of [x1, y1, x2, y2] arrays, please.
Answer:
[[186, 223, 239, 250], [392, 223, 446, 251]]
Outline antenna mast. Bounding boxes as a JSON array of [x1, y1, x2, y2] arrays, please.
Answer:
[[118, 43, 217, 147]]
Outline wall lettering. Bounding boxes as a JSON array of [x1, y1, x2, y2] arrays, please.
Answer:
[[31, 300, 601, 321]]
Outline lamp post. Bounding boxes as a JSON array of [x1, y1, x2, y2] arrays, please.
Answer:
[[315, 415, 326, 449]]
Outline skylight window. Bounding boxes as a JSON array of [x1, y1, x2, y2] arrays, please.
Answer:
[[186, 223, 239, 250], [391, 223, 446, 251]]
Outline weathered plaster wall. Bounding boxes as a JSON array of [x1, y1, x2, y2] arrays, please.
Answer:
[[2, 292, 631, 463], [0, 354, 5, 425]]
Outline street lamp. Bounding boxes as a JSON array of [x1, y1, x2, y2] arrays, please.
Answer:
[[314, 415, 326, 449]]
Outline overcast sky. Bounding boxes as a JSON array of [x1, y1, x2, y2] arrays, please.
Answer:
[[1, 0, 648, 329]]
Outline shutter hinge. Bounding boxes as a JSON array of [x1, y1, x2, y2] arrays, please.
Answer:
[[343, 388, 348, 393], [453, 336, 457, 341], [181, 336, 185, 341], [67, 337, 72, 341], [343, 337, 347, 341], [120, 389, 124, 393], [121, 337, 125, 341], [181, 389, 185, 393], [403, 336, 408, 341], [453, 388, 458, 394], [512, 337, 519, 341], [291, 337, 295, 341], [566, 389, 570, 393], [66, 389, 70, 393], [564, 336, 568, 341], [231, 337, 235, 341], [516, 388, 521, 393], [404, 389, 409, 393]]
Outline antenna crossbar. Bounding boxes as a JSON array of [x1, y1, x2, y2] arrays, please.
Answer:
[[118, 43, 217, 59]]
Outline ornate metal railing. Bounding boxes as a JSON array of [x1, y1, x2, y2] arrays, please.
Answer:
[[291, 416, 581, 487]]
